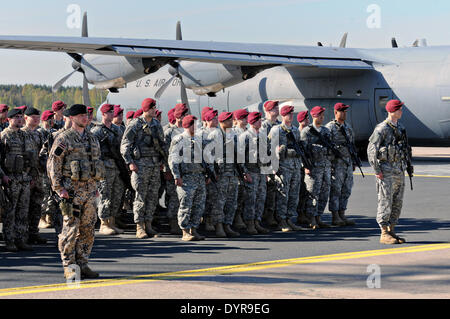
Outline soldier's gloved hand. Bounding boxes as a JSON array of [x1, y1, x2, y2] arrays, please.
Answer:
[[129, 163, 138, 173], [175, 178, 183, 187], [59, 189, 69, 199]]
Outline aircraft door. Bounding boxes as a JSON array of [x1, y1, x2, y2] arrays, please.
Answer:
[[374, 89, 393, 123]]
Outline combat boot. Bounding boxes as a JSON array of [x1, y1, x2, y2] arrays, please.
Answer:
[[15, 240, 33, 251], [215, 223, 227, 238], [296, 210, 310, 226], [315, 216, 331, 228], [5, 241, 18, 252], [182, 228, 196, 241], [99, 218, 117, 236], [233, 213, 247, 230], [169, 218, 182, 235], [286, 219, 305, 231], [204, 216, 215, 232], [80, 265, 99, 279], [224, 224, 240, 238], [110, 217, 124, 234], [38, 215, 51, 229], [263, 212, 278, 227], [308, 215, 319, 230], [244, 219, 258, 235], [28, 233, 48, 244], [388, 224, 406, 244], [331, 211, 346, 227], [338, 210, 355, 226], [279, 219, 293, 232], [136, 222, 149, 239], [254, 220, 270, 234], [190, 228, 205, 240], [145, 220, 159, 237], [380, 226, 399, 244]]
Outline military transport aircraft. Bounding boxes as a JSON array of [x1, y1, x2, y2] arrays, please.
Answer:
[[0, 13, 449, 149]]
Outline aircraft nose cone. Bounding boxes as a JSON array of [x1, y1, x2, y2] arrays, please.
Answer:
[[168, 65, 177, 76]]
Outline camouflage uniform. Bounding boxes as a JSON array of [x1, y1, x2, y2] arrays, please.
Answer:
[[22, 126, 46, 242], [367, 119, 408, 228], [120, 116, 165, 224], [0, 127, 32, 246], [168, 131, 210, 230], [300, 125, 333, 218], [47, 127, 104, 268], [269, 124, 303, 221], [0, 122, 8, 132], [91, 123, 125, 221], [325, 120, 354, 213], [53, 118, 65, 131]]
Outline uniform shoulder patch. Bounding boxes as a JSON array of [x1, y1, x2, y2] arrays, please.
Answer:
[[54, 143, 66, 156]]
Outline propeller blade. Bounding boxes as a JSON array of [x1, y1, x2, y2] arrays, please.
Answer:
[[178, 64, 202, 86], [339, 32, 348, 48], [176, 21, 182, 40], [317, 42, 323, 47], [83, 76, 91, 106], [179, 79, 190, 113], [391, 37, 398, 48], [154, 75, 176, 99], [67, 52, 82, 63], [82, 12, 88, 37], [412, 39, 419, 47], [52, 70, 77, 93]]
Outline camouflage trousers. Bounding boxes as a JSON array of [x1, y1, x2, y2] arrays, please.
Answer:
[[203, 183, 216, 218], [58, 191, 97, 267], [234, 181, 246, 219], [375, 169, 405, 228], [176, 173, 206, 230], [329, 161, 354, 212], [2, 174, 30, 243], [98, 167, 125, 220], [297, 168, 307, 214], [305, 164, 331, 217], [42, 174, 63, 236], [243, 172, 267, 221], [263, 175, 277, 218], [165, 176, 179, 220], [211, 175, 239, 225], [130, 164, 160, 224], [275, 167, 301, 220], [28, 176, 44, 238]]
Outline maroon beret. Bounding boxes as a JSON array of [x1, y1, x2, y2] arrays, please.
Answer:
[[174, 103, 189, 119], [126, 111, 135, 120], [297, 111, 308, 123], [182, 115, 197, 128], [52, 100, 66, 112], [334, 103, 350, 111], [201, 107, 214, 121], [100, 104, 114, 113], [0, 104, 9, 112], [142, 98, 156, 111], [155, 109, 162, 118], [386, 99, 404, 113], [204, 109, 218, 121], [248, 112, 262, 125], [17, 105, 27, 113], [233, 109, 249, 120], [310, 106, 325, 117], [87, 107, 94, 114], [133, 109, 143, 118], [41, 110, 55, 121], [280, 105, 294, 116], [114, 106, 124, 117], [263, 100, 279, 111], [167, 108, 176, 124], [218, 112, 233, 122]]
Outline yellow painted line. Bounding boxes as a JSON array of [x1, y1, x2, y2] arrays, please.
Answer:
[[0, 243, 449, 297], [354, 172, 450, 178]]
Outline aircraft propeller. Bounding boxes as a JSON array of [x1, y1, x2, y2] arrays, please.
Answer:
[[52, 12, 91, 106]]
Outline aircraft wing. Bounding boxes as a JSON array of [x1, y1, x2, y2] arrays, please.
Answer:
[[0, 35, 375, 70]]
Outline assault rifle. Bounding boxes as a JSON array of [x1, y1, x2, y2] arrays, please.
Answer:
[[339, 125, 365, 177]]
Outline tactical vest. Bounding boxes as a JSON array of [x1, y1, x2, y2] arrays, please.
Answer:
[[61, 129, 105, 182], [2, 129, 30, 175], [134, 118, 161, 159]]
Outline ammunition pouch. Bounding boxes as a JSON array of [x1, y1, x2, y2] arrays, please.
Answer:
[[59, 199, 73, 217], [4, 154, 24, 174], [286, 148, 299, 158], [92, 160, 105, 181], [132, 146, 141, 160], [70, 161, 81, 181], [378, 146, 388, 162]]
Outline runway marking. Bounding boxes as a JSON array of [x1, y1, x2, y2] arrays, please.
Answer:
[[0, 243, 449, 297], [354, 173, 450, 178]]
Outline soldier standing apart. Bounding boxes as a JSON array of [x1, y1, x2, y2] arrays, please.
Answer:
[[300, 106, 333, 229], [261, 101, 281, 228], [239, 112, 270, 234], [0, 104, 9, 132], [121, 98, 165, 239], [92, 104, 125, 236], [169, 115, 211, 241], [52, 100, 67, 130], [325, 103, 356, 226], [22, 107, 48, 245], [269, 105, 303, 232], [367, 99, 410, 244], [296, 111, 310, 225], [47, 104, 103, 279], [0, 108, 33, 252]]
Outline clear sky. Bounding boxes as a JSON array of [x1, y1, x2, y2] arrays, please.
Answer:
[[1, 0, 450, 86]]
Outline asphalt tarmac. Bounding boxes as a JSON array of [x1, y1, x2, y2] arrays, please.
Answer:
[[0, 148, 449, 299]]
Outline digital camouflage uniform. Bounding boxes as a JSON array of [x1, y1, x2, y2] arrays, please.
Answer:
[[232, 126, 247, 227], [47, 128, 104, 268], [300, 125, 333, 218], [0, 121, 8, 132], [91, 123, 125, 221], [197, 126, 216, 224], [1, 127, 32, 246], [367, 119, 408, 228], [120, 116, 165, 224], [269, 123, 303, 221], [168, 131, 210, 230], [325, 120, 354, 213]]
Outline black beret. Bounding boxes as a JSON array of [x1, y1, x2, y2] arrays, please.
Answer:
[[63, 109, 71, 117], [68, 104, 88, 116], [24, 107, 41, 116], [7, 108, 23, 119]]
